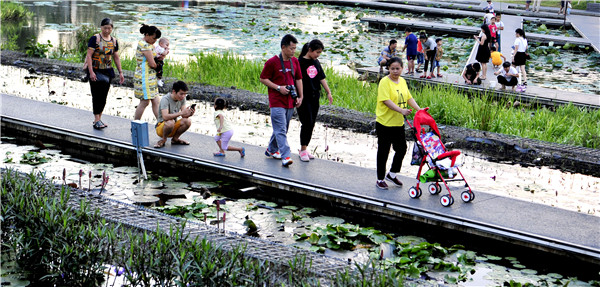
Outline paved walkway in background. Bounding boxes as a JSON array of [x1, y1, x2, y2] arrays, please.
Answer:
[[2, 94, 599, 264], [568, 14, 600, 52], [357, 0, 600, 106]]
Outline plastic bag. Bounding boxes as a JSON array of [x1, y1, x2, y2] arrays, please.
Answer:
[[411, 142, 424, 165]]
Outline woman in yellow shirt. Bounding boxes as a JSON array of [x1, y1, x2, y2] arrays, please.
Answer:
[[376, 57, 422, 190]]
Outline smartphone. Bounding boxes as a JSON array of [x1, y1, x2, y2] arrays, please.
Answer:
[[190, 104, 197, 110]]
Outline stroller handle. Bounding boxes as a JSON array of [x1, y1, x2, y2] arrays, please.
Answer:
[[404, 107, 430, 129]]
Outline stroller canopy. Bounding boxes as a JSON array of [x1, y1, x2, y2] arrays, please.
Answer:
[[413, 109, 441, 137]]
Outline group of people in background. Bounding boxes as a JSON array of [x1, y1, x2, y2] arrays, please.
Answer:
[[379, 28, 444, 80], [479, 1, 528, 91], [375, 0, 534, 92]]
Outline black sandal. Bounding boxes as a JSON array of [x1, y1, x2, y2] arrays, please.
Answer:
[[93, 120, 107, 129]]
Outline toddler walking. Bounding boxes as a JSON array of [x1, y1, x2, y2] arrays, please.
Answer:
[[434, 38, 444, 77], [213, 98, 245, 157], [154, 38, 170, 87]]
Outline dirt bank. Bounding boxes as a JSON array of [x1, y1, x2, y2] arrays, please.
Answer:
[[2, 50, 598, 177]]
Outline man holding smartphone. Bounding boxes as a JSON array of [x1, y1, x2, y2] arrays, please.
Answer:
[[154, 80, 194, 148]]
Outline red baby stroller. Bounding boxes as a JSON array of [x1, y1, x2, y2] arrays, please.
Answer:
[[406, 108, 474, 207]]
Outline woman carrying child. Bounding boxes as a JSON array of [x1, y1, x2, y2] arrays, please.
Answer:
[[213, 98, 245, 157], [298, 39, 333, 162], [133, 24, 164, 121], [375, 57, 422, 190]]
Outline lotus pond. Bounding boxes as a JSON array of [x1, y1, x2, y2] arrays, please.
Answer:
[[523, 22, 580, 38], [1, 139, 598, 286], [3, 0, 475, 75], [525, 42, 600, 94]]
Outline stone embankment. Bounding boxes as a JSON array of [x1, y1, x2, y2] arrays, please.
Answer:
[[2, 50, 598, 177]]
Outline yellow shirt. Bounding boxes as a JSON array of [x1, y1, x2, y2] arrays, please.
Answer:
[[376, 76, 412, 127], [214, 110, 232, 133], [491, 51, 503, 66]]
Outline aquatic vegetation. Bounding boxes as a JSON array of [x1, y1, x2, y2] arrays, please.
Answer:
[[524, 22, 579, 37], [0, 0, 32, 22], [24, 39, 53, 58], [1, 169, 405, 286], [19, 151, 51, 165], [294, 222, 476, 283]]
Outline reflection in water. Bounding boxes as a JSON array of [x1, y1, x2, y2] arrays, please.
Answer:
[[0, 65, 598, 216], [4, 1, 597, 93], [5, 0, 471, 75]]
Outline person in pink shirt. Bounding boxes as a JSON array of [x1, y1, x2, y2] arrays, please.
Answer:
[[489, 17, 499, 51]]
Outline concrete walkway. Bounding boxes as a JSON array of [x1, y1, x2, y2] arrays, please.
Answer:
[[2, 94, 599, 264], [569, 14, 600, 52]]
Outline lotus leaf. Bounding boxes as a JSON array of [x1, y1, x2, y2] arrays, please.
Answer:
[[308, 233, 319, 245]]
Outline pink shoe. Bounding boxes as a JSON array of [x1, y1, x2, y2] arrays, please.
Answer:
[[306, 150, 315, 160], [299, 150, 310, 162]]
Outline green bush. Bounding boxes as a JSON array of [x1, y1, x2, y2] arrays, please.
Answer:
[[25, 39, 53, 58], [0, 0, 32, 22]]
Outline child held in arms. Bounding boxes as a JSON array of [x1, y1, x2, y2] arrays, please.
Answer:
[[154, 38, 170, 87]]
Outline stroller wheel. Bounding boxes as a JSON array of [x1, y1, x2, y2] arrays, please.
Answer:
[[461, 191, 474, 202], [440, 194, 453, 207], [408, 186, 422, 199], [428, 183, 441, 195]]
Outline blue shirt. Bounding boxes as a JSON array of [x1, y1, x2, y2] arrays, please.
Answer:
[[405, 33, 418, 56], [378, 46, 397, 64]]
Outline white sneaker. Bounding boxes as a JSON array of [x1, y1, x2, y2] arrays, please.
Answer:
[[265, 149, 282, 159], [158, 79, 164, 87], [299, 150, 309, 162], [282, 157, 293, 166]]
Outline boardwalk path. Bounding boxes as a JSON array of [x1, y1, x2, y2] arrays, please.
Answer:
[[2, 94, 599, 265]]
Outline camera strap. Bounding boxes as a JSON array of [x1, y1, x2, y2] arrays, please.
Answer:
[[279, 53, 294, 87]]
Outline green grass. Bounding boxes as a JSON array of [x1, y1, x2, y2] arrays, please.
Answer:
[[57, 50, 600, 149], [1, 0, 32, 22]]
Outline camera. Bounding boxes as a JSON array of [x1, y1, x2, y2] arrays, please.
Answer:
[[286, 85, 298, 100], [190, 104, 197, 110]]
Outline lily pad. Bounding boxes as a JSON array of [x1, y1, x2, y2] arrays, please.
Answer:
[[136, 188, 163, 196], [162, 181, 189, 189], [113, 166, 139, 174], [129, 195, 160, 205], [165, 198, 195, 206], [190, 181, 219, 189], [142, 180, 164, 189], [282, 205, 299, 211], [161, 189, 190, 197], [312, 216, 344, 225]]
